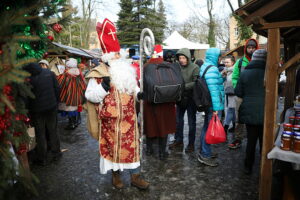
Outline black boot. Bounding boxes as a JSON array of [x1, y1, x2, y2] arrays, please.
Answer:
[[70, 116, 77, 129], [228, 122, 236, 132], [146, 137, 154, 156], [224, 125, 229, 134], [64, 117, 73, 130], [65, 116, 76, 130], [159, 136, 168, 160], [75, 113, 81, 127]]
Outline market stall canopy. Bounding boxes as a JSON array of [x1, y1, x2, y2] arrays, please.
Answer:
[[235, 0, 300, 42], [50, 42, 100, 59], [163, 31, 209, 50]]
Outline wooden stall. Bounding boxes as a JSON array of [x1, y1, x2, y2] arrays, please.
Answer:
[[222, 45, 245, 59], [235, 0, 300, 199], [46, 42, 101, 75]]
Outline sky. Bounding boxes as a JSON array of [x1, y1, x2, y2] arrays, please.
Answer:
[[72, 0, 240, 23]]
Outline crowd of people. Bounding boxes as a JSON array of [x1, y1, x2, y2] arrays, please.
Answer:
[[23, 18, 269, 190]]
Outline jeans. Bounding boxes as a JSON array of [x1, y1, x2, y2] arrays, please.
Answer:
[[234, 96, 244, 141], [200, 110, 222, 158], [224, 108, 236, 126], [31, 108, 60, 161], [129, 167, 141, 174], [113, 167, 140, 175], [175, 98, 197, 145], [245, 124, 263, 169]]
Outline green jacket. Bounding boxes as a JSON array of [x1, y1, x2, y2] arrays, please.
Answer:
[[232, 56, 249, 88], [232, 38, 259, 88], [175, 48, 199, 91]]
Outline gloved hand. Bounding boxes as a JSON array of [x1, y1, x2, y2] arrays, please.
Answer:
[[101, 76, 111, 92], [137, 92, 144, 100]]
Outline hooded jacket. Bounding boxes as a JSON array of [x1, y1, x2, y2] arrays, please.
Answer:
[[234, 59, 266, 125], [232, 39, 258, 88], [200, 48, 225, 111], [224, 66, 234, 89], [176, 48, 199, 92], [24, 63, 60, 113]]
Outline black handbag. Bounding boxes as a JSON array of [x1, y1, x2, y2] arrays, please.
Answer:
[[225, 86, 235, 95]]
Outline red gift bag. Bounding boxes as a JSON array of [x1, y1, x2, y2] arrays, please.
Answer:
[[205, 113, 226, 144]]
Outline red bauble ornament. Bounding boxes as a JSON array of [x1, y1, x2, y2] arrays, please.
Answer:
[[43, 52, 49, 58], [52, 23, 63, 33], [0, 50, 3, 55], [3, 85, 12, 95], [13, 132, 23, 137], [15, 115, 21, 121], [24, 117, 30, 123], [47, 35, 54, 41]]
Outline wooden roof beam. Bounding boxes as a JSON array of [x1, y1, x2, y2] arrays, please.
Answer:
[[243, 0, 291, 26], [259, 20, 300, 30], [283, 28, 297, 36], [252, 17, 266, 27], [278, 52, 300, 74], [237, 10, 249, 17]]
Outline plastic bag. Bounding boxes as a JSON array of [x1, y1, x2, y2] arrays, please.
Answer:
[[205, 113, 226, 144], [27, 126, 36, 151]]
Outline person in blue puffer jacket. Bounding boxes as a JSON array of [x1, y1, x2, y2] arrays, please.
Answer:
[[197, 48, 225, 167]]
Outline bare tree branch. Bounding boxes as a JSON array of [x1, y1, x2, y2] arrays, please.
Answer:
[[226, 0, 235, 13]]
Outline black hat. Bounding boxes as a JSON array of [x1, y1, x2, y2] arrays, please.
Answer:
[[247, 40, 257, 48]]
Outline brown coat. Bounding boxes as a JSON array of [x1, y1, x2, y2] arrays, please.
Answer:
[[84, 63, 110, 140], [143, 58, 176, 138]]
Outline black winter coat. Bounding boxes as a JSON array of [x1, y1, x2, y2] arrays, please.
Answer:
[[234, 60, 266, 125], [24, 63, 60, 113]]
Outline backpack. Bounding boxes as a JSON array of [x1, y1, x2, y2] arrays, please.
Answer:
[[144, 62, 184, 104], [193, 65, 213, 112]]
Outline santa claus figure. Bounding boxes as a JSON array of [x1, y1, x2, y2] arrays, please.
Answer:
[[85, 18, 149, 190], [57, 58, 86, 129]]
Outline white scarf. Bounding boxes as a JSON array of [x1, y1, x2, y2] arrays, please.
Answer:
[[67, 68, 80, 76]]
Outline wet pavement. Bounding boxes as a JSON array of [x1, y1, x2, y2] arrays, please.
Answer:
[[27, 112, 260, 200]]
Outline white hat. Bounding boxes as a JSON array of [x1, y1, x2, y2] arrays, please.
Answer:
[[66, 58, 78, 68], [39, 59, 49, 66]]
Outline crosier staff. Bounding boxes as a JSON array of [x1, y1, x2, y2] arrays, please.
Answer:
[[139, 28, 155, 158]]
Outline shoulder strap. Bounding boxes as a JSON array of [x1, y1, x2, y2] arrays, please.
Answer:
[[238, 58, 243, 73], [201, 65, 213, 79]]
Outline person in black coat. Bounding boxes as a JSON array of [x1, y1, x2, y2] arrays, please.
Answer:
[[24, 63, 61, 165], [234, 49, 267, 174]]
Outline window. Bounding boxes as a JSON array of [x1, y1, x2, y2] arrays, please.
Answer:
[[234, 27, 239, 37]]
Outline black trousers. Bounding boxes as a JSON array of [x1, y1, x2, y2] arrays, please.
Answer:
[[146, 136, 168, 154], [245, 124, 263, 169], [31, 108, 60, 161]]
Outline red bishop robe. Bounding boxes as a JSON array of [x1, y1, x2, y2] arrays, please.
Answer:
[[97, 83, 140, 164]]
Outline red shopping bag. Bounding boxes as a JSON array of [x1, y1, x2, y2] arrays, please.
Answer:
[[205, 113, 226, 144]]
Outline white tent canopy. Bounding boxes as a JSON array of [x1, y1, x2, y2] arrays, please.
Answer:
[[163, 31, 209, 50]]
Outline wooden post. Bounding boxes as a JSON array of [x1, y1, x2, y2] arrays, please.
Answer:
[[285, 66, 297, 108], [259, 28, 280, 200], [284, 41, 297, 110]]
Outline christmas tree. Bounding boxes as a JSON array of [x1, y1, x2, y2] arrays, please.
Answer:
[[0, 0, 71, 198], [117, 0, 167, 46]]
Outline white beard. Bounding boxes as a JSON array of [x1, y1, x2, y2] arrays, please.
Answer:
[[108, 58, 137, 94]]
